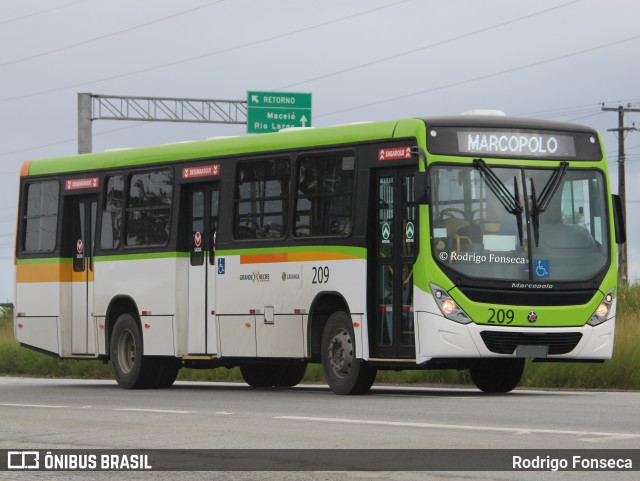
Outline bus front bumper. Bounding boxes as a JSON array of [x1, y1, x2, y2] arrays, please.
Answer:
[[415, 310, 616, 364]]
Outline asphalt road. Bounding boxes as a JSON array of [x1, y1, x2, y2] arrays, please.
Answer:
[[1, 376, 638, 480]]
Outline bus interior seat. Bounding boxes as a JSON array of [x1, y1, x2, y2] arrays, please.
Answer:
[[538, 224, 597, 251]]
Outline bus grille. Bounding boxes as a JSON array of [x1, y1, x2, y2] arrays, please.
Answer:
[[480, 331, 583, 355]]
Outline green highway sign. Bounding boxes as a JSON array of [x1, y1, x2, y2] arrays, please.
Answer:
[[247, 91, 312, 134]]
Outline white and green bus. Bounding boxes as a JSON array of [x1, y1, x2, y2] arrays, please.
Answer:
[[14, 114, 625, 393]]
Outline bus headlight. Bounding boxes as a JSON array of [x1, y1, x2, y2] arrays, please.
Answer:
[[430, 284, 472, 324], [588, 288, 615, 327]]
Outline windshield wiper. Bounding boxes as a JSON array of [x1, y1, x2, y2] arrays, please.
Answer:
[[530, 161, 569, 246], [473, 158, 524, 245]]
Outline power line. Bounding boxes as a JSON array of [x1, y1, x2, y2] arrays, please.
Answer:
[[0, 0, 409, 104], [0, 121, 152, 160], [316, 33, 640, 119], [275, 0, 583, 91], [518, 98, 640, 118], [0, 0, 88, 27], [0, 0, 227, 69]]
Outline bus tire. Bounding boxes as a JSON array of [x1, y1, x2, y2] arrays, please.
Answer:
[[321, 311, 377, 395], [274, 362, 307, 387], [469, 358, 525, 393], [151, 357, 181, 388], [240, 364, 277, 387], [110, 313, 154, 389]]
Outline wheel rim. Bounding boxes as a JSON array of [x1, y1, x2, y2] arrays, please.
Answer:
[[327, 328, 353, 378], [116, 328, 136, 374]]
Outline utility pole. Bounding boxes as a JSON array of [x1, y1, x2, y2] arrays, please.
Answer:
[[602, 104, 640, 285], [78, 93, 248, 154]]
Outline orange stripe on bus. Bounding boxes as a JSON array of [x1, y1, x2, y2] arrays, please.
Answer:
[[16, 263, 94, 283], [239, 252, 360, 264], [20, 160, 32, 177], [240, 253, 288, 264]]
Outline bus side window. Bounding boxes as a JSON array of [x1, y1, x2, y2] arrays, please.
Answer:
[[22, 180, 59, 253], [294, 152, 354, 238], [101, 174, 123, 249], [125, 170, 173, 247], [234, 159, 289, 240]]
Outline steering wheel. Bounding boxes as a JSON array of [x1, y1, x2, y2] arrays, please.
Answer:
[[438, 207, 466, 222], [471, 207, 486, 222]]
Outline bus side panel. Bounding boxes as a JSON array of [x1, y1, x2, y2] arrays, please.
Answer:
[[256, 314, 305, 357], [15, 277, 63, 356], [94, 257, 179, 356], [14, 316, 60, 355], [140, 315, 176, 356], [214, 253, 367, 359]]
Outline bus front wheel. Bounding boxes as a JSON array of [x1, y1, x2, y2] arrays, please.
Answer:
[[469, 358, 525, 393], [321, 311, 377, 395]]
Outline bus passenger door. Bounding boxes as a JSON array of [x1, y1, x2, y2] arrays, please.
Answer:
[[70, 195, 97, 355], [370, 168, 417, 359], [187, 184, 220, 354]]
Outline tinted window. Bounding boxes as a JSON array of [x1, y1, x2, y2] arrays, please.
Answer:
[[101, 175, 123, 249], [294, 152, 354, 237], [23, 180, 59, 252], [234, 159, 289, 239], [125, 170, 173, 246]]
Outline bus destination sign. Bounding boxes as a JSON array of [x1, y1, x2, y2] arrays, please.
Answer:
[[426, 125, 602, 161], [457, 131, 576, 158]]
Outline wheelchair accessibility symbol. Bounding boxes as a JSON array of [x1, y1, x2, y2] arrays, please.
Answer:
[[534, 259, 550, 279]]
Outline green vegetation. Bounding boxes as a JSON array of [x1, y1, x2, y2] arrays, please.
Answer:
[[1, 285, 639, 389]]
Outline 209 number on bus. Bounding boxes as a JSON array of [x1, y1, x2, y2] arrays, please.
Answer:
[[312, 266, 330, 284], [487, 308, 514, 324]]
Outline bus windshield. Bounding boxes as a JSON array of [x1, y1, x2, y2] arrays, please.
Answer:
[[429, 164, 610, 282]]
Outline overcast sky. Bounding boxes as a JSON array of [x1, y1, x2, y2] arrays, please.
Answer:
[[1, 0, 639, 301]]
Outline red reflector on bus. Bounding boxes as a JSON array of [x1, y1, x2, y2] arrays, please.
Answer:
[[141, 310, 152, 316], [249, 309, 256, 315], [245, 322, 252, 328], [98, 324, 105, 329], [18, 323, 23, 329], [294, 309, 301, 315], [353, 322, 360, 328], [16, 312, 25, 317], [144, 323, 151, 329]]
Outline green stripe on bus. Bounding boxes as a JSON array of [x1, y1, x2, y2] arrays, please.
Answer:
[[16, 257, 72, 265], [216, 246, 367, 258]]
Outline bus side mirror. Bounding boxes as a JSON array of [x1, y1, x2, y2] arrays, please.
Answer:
[[612, 194, 626, 245], [414, 172, 429, 205]]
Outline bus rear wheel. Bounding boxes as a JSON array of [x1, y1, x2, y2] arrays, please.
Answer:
[[469, 358, 525, 393], [110, 313, 155, 389], [151, 357, 181, 388], [321, 311, 377, 395]]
